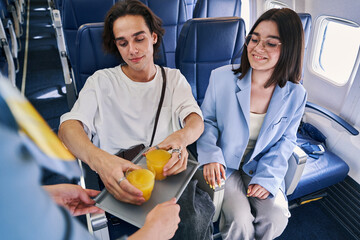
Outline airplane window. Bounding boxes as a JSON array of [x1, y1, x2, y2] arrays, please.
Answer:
[[265, 0, 289, 10], [311, 17, 360, 86]]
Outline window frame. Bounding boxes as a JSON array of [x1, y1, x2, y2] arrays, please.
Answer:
[[309, 15, 360, 86]]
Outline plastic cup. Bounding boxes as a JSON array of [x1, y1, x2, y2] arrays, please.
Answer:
[[126, 168, 155, 201], [146, 149, 171, 180]]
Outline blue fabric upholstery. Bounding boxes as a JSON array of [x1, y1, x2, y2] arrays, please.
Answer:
[[62, 0, 116, 69], [75, 23, 166, 92], [292, 13, 349, 201], [288, 133, 349, 201], [75, 23, 120, 92], [184, 0, 197, 18], [139, 0, 188, 68], [176, 17, 245, 105], [193, 0, 241, 18]]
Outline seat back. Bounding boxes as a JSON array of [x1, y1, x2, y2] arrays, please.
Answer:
[[298, 13, 312, 51], [184, 0, 197, 18], [139, 0, 188, 68], [298, 13, 312, 82], [193, 0, 241, 18], [75, 22, 166, 92], [62, 0, 116, 68], [75, 23, 120, 92], [176, 17, 245, 105]]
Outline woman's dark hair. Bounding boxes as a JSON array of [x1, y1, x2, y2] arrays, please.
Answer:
[[103, 0, 165, 59], [233, 8, 304, 87]]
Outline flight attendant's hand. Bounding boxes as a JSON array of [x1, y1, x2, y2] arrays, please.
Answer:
[[43, 184, 104, 216]]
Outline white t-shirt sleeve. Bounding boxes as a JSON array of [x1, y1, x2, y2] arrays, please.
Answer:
[[60, 75, 99, 138], [170, 70, 203, 129]]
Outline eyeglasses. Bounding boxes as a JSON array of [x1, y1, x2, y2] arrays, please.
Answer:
[[245, 34, 282, 52]]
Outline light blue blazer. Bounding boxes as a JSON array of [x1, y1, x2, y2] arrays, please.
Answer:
[[197, 65, 307, 197]]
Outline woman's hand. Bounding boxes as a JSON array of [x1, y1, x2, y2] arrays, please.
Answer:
[[247, 184, 270, 199], [203, 163, 226, 188]]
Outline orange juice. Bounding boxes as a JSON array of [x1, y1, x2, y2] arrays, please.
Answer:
[[126, 169, 155, 201], [146, 149, 171, 180]]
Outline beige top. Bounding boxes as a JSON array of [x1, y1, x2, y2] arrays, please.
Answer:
[[242, 112, 266, 162]]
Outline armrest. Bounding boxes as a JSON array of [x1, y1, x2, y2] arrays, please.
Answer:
[[78, 160, 110, 239], [285, 146, 308, 195], [89, 213, 110, 240], [193, 168, 225, 222], [306, 102, 359, 136]]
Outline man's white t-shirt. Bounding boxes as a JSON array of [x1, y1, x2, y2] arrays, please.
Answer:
[[60, 64, 202, 154]]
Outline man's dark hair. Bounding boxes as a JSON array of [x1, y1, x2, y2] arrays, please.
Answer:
[[103, 0, 165, 59]]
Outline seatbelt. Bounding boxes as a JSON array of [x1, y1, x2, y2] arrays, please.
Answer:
[[300, 142, 325, 159]]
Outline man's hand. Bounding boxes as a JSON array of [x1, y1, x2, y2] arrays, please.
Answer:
[[43, 184, 104, 216], [148, 130, 188, 177], [93, 152, 146, 205]]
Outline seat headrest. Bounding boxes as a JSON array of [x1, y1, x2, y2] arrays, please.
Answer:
[[176, 17, 245, 105], [75, 22, 166, 92], [298, 13, 312, 50], [139, 0, 188, 68], [193, 0, 242, 18]]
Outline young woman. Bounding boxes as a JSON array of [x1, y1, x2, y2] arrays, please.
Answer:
[[197, 8, 307, 240]]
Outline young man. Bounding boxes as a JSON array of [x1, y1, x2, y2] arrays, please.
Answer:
[[59, 1, 213, 239]]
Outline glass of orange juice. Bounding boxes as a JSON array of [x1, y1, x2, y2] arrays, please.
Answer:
[[126, 167, 155, 201], [146, 149, 171, 180]]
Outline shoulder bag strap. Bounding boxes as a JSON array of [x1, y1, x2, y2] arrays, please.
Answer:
[[149, 66, 166, 146]]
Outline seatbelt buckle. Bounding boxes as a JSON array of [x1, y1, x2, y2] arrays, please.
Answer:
[[311, 144, 325, 154], [300, 142, 325, 156]]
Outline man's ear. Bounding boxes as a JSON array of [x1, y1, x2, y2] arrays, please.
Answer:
[[152, 32, 158, 44]]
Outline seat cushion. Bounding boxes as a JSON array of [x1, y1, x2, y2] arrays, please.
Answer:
[[287, 133, 349, 201]]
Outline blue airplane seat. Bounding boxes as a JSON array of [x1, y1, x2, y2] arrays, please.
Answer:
[[75, 22, 166, 92], [192, 0, 241, 18], [184, 0, 197, 18], [287, 130, 350, 201], [176, 17, 246, 106], [139, 0, 188, 68], [74, 23, 120, 92], [298, 13, 312, 50], [62, 0, 116, 71]]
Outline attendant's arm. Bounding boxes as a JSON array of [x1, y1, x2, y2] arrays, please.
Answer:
[[58, 120, 144, 205], [156, 112, 204, 176]]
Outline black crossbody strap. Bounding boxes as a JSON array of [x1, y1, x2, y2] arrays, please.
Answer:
[[149, 66, 166, 146]]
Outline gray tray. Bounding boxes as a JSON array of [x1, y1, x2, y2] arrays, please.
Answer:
[[94, 147, 199, 228]]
